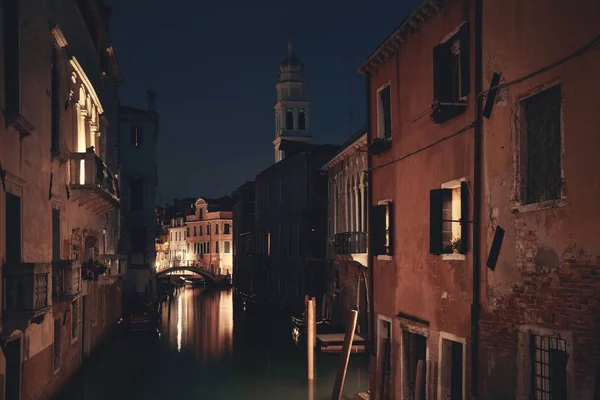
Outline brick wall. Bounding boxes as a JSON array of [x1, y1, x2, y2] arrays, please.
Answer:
[[480, 261, 600, 399], [336, 260, 369, 333]]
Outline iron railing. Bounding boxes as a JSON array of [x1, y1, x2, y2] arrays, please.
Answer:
[[334, 232, 368, 254]]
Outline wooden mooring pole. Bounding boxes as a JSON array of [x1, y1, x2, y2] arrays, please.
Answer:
[[307, 297, 316, 381], [331, 309, 358, 400]]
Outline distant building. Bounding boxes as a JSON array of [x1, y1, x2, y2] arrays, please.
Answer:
[[185, 196, 233, 275], [168, 216, 187, 267], [322, 127, 369, 334], [232, 181, 255, 292], [254, 140, 337, 315], [119, 90, 159, 300]]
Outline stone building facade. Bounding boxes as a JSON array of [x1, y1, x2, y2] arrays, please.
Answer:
[[323, 128, 369, 334], [119, 91, 159, 300], [185, 197, 233, 275], [0, 0, 124, 398]]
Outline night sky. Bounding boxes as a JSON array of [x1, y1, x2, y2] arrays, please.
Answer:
[[105, 0, 420, 204]]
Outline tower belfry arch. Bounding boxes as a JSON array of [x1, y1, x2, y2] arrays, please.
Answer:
[[273, 40, 312, 163]]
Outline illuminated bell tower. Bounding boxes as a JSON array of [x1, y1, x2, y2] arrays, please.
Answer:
[[273, 40, 312, 163]]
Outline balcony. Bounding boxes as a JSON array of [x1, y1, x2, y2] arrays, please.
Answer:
[[52, 260, 82, 301], [69, 151, 120, 214], [334, 232, 368, 255], [4, 263, 51, 318]]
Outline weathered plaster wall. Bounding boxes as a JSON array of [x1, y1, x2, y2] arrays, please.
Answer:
[[480, 0, 600, 399]]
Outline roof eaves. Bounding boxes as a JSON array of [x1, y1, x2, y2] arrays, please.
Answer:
[[358, 0, 445, 75]]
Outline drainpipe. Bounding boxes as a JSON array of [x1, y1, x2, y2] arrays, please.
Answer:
[[471, 0, 483, 398], [365, 73, 375, 356]]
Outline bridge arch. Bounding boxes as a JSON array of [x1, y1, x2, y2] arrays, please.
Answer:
[[156, 266, 217, 283]]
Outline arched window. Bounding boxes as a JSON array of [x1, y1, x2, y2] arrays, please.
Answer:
[[286, 111, 294, 130], [298, 112, 306, 130]]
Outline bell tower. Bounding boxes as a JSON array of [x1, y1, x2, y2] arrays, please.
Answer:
[[273, 41, 311, 163]]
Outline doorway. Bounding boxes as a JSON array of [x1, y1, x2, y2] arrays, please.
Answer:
[[5, 337, 22, 400]]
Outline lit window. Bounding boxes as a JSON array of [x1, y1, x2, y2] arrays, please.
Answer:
[[370, 201, 393, 256], [430, 180, 468, 255]]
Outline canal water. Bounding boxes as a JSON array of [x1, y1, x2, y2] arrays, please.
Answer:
[[57, 288, 369, 399]]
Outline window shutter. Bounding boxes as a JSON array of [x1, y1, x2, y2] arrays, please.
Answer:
[[429, 189, 444, 255], [460, 181, 469, 254], [459, 23, 471, 96], [432, 44, 444, 102], [387, 202, 394, 256], [370, 205, 386, 256]]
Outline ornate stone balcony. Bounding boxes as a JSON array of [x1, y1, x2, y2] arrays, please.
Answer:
[[69, 151, 120, 214], [52, 260, 82, 301], [4, 263, 51, 318]]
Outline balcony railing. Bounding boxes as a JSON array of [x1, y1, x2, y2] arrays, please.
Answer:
[[69, 151, 120, 214], [52, 260, 82, 301], [4, 263, 51, 316], [334, 232, 368, 254]]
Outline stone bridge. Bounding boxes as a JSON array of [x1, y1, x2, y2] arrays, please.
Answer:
[[156, 266, 219, 283]]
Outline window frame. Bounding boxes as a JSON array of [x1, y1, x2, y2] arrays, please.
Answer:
[[371, 199, 393, 260], [430, 179, 468, 258], [512, 81, 566, 213], [437, 332, 467, 400], [376, 82, 392, 140]]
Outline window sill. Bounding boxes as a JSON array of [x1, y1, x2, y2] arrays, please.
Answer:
[[510, 198, 567, 214], [376, 255, 393, 261], [441, 253, 465, 261], [6, 112, 35, 138]]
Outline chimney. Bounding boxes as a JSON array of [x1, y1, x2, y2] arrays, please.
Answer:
[[147, 88, 156, 112]]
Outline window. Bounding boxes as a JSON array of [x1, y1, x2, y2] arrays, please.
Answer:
[[5, 192, 22, 264], [130, 125, 143, 147], [51, 46, 60, 153], [430, 180, 468, 256], [193, 226, 197, 236], [530, 334, 567, 399], [53, 318, 61, 371], [71, 299, 79, 339], [4, 0, 21, 115], [224, 241, 231, 254], [298, 111, 306, 130], [215, 241, 219, 253], [215, 223, 219, 234], [377, 85, 391, 139], [518, 84, 562, 205], [433, 23, 470, 105], [200, 225, 203, 236], [131, 227, 146, 252], [370, 201, 393, 256], [286, 111, 294, 130], [130, 178, 144, 211], [207, 225, 211, 235], [52, 208, 60, 262], [187, 227, 190, 236], [224, 223, 231, 234], [199, 208, 203, 219]]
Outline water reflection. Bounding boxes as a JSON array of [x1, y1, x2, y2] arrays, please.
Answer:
[[161, 287, 234, 364], [57, 288, 368, 400]]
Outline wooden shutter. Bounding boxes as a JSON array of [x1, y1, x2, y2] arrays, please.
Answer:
[[460, 181, 469, 254], [370, 205, 387, 256], [387, 202, 394, 256], [429, 189, 445, 255], [459, 23, 471, 97], [432, 44, 445, 102]]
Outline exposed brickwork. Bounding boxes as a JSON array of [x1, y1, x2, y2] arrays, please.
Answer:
[[335, 259, 369, 333], [480, 262, 600, 399]]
